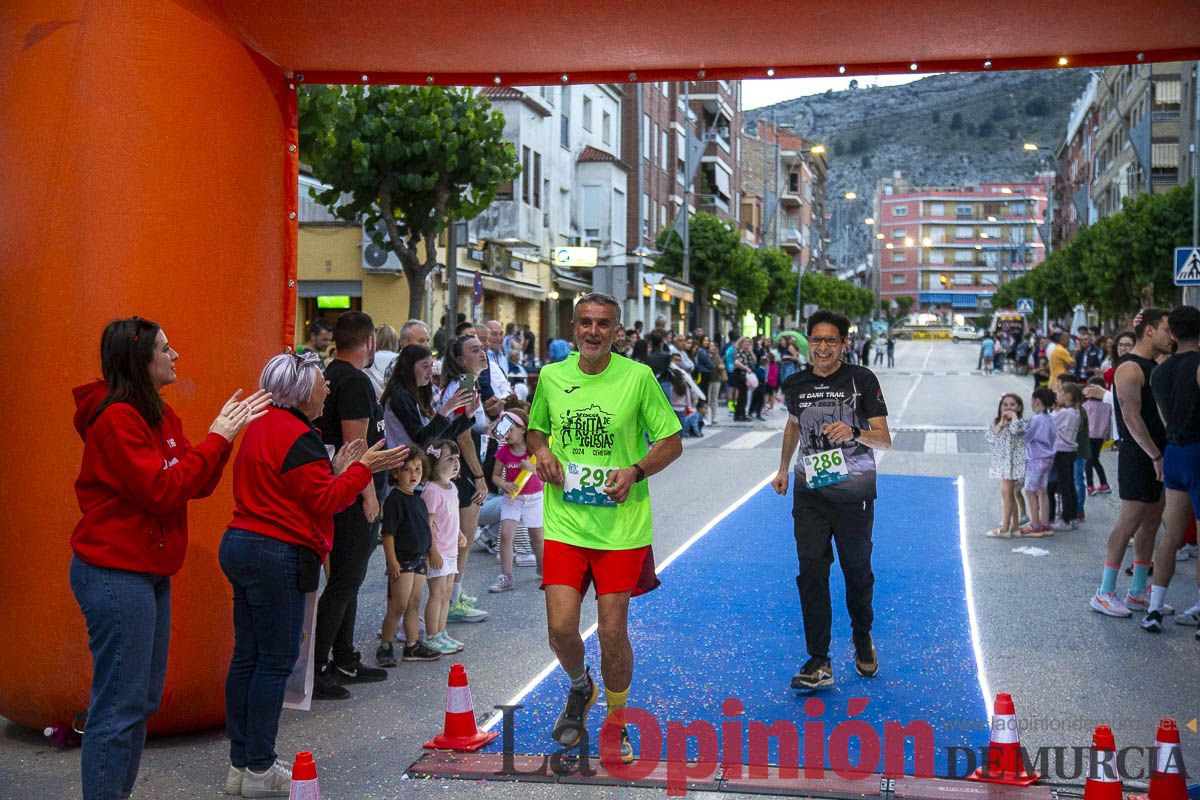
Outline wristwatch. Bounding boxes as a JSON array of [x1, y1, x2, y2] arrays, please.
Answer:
[[632, 463, 647, 482], [851, 425, 862, 441]]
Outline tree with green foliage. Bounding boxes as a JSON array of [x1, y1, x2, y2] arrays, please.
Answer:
[[299, 85, 522, 319], [756, 248, 797, 321], [656, 212, 765, 320], [800, 272, 875, 319]]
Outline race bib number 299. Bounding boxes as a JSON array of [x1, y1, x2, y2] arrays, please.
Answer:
[[563, 461, 617, 508]]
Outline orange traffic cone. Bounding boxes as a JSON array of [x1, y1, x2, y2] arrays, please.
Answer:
[[289, 751, 320, 800], [970, 692, 1040, 785], [423, 663, 499, 752], [1083, 725, 1123, 800], [1148, 718, 1188, 800]]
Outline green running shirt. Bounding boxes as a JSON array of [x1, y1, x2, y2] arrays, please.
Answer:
[[528, 352, 681, 550]]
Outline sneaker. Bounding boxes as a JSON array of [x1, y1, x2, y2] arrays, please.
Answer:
[[1090, 591, 1132, 618], [447, 598, 489, 623], [790, 656, 833, 691], [402, 641, 442, 661], [615, 724, 635, 765], [552, 671, 597, 748], [1174, 603, 1200, 626], [1053, 519, 1079, 531], [460, 591, 479, 605], [1086, 486, 1097, 496], [333, 652, 388, 683], [375, 642, 397, 668], [1177, 547, 1193, 562], [1018, 515, 1031, 527], [853, 636, 879, 677], [241, 760, 291, 798], [1141, 610, 1164, 633], [1180, 544, 1198, 559], [313, 665, 350, 700], [425, 636, 459, 655], [1124, 591, 1175, 614], [436, 631, 464, 652], [225, 765, 245, 796], [489, 573, 515, 593], [1077, 514, 1086, 522], [1097, 484, 1112, 494], [515, 552, 538, 567], [1018, 525, 1052, 538]]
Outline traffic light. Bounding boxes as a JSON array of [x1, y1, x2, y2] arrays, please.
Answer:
[[939, 273, 951, 288]]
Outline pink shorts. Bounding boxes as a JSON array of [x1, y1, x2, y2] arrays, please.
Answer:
[[1024, 457, 1053, 492]]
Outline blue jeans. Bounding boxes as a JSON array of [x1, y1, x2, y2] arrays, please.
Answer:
[[677, 409, 703, 437], [1074, 458, 1087, 515], [219, 528, 307, 770], [69, 556, 170, 800]]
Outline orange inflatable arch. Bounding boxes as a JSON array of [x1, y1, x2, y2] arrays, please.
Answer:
[[2, 0, 1198, 734]]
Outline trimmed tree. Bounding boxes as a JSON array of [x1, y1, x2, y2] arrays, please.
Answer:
[[299, 85, 521, 319], [656, 212, 767, 322]]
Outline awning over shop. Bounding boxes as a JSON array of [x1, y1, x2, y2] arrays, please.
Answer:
[[456, 270, 545, 301], [920, 291, 983, 309], [552, 266, 592, 292]]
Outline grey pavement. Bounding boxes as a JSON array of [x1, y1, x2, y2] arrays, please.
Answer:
[[3, 341, 1197, 799]]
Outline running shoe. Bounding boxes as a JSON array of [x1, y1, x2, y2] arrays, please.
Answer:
[[313, 665, 350, 700], [552, 670, 597, 748], [1090, 591, 1132, 618], [447, 598, 489, 623], [333, 653, 388, 683], [488, 574, 515, 593], [461, 591, 479, 605], [1086, 486, 1097, 497], [515, 553, 538, 567], [790, 656, 833, 691], [375, 642, 397, 668], [1176, 547, 1193, 562], [402, 641, 442, 661], [1053, 520, 1079, 531], [424, 636, 459, 655], [1018, 525, 1052, 538], [1174, 603, 1200, 626], [853, 636, 879, 677], [1140, 610, 1164, 633], [1018, 515, 1031, 527], [1097, 484, 1112, 494], [1123, 591, 1174, 614], [435, 631, 464, 652], [615, 725, 635, 764], [1180, 544, 1198, 559]]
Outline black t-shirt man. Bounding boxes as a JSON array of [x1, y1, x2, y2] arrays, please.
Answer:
[[782, 363, 889, 502], [320, 358, 385, 492], [1152, 351, 1200, 445]]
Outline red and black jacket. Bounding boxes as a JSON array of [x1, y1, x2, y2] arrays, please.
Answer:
[[71, 379, 232, 575], [228, 404, 371, 560]]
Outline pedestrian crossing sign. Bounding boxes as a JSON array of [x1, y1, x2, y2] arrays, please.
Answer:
[[1176, 247, 1200, 286], [1016, 297, 1034, 315]]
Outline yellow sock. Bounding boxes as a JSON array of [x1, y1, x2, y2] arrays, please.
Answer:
[[605, 686, 629, 719]]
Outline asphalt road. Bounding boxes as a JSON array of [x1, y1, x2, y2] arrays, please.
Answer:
[[4, 340, 1197, 799]]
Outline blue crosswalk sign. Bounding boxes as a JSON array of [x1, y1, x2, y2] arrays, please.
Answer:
[[1176, 248, 1200, 286], [1016, 297, 1034, 315]]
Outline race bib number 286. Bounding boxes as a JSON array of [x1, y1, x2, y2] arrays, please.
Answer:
[[563, 461, 617, 508], [802, 448, 850, 489]]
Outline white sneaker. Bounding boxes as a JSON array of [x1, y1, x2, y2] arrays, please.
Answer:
[[1180, 544, 1198, 559], [1053, 520, 1079, 531], [1176, 547, 1192, 562], [514, 552, 537, 567], [1090, 591, 1132, 618], [241, 760, 292, 797], [1123, 591, 1175, 614], [488, 573, 515, 593], [1174, 603, 1200, 626], [224, 765, 244, 795]]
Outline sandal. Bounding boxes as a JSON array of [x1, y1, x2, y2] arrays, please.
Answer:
[[1019, 525, 1051, 538], [986, 528, 1014, 538]]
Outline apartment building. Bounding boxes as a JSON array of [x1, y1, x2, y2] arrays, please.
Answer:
[[1053, 74, 1099, 244], [874, 173, 1050, 313], [739, 122, 828, 273]]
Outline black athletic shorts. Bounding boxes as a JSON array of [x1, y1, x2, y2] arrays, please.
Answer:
[[391, 552, 427, 575], [1117, 443, 1163, 503], [452, 473, 477, 509]]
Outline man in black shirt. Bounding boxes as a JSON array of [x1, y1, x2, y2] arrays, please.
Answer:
[[1073, 327, 1105, 380], [1142, 305, 1200, 633], [313, 311, 389, 698], [774, 310, 892, 691]]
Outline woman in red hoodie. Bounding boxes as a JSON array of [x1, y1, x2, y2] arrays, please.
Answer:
[[71, 317, 270, 800], [218, 351, 408, 797]]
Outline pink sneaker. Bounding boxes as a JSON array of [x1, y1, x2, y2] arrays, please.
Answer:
[[1090, 591, 1131, 618]]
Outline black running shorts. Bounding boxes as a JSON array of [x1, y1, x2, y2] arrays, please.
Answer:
[[1117, 443, 1163, 503]]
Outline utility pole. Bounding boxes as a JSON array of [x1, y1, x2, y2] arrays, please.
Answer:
[[1187, 61, 1200, 307], [682, 82, 691, 287]]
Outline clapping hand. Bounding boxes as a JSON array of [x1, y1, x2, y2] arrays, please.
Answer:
[[358, 440, 410, 473], [333, 439, 367, 474], [209, 389, 273, 442]]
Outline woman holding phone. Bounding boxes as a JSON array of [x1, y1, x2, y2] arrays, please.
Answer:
[[382, 344, 477, 452], [70, 316, 271, 800], [439, 334, 490, 622]]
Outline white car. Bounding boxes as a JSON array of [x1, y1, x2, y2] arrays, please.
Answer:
[[951, 325, 983, 343]]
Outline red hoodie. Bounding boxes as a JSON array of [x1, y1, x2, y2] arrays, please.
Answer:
[[71, 380, 232, 575]]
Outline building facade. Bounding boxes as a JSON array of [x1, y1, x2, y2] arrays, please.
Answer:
[[874, 173, 1050, 314]]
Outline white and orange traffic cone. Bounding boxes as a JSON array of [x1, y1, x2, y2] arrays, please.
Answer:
[[1083, 725, 1123, 800], [289, 751, 320, 800], [423, 663, 498, 752], [970, 692, 1040, 785], [1146, 718, 1188, 800]]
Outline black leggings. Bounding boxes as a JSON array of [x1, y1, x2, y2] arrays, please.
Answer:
[[1047, 451, 1078, 522], [1086, 438, 1108, 487]]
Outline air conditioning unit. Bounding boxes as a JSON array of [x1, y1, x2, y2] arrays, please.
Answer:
[[360, 219, 403, 274]]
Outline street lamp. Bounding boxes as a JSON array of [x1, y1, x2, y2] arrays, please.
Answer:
[[844, 191, 857, 200], [631, 245, 657, 327], [1022, 142, 1040, 152], [810, 144, 826, 155], [864, 216, 875, 226]]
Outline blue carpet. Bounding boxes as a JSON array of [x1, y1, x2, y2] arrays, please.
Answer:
[[482, 474, 990, 774]]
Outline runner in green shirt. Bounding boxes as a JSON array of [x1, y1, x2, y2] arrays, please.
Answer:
[[528, 292, 682, 765]]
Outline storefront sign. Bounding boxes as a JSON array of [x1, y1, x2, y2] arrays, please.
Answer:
[[553, 247, 599, 268]]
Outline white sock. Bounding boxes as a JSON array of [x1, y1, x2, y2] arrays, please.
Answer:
[[450, 583, 462, 605], [1148, 584, 1166, 612]]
